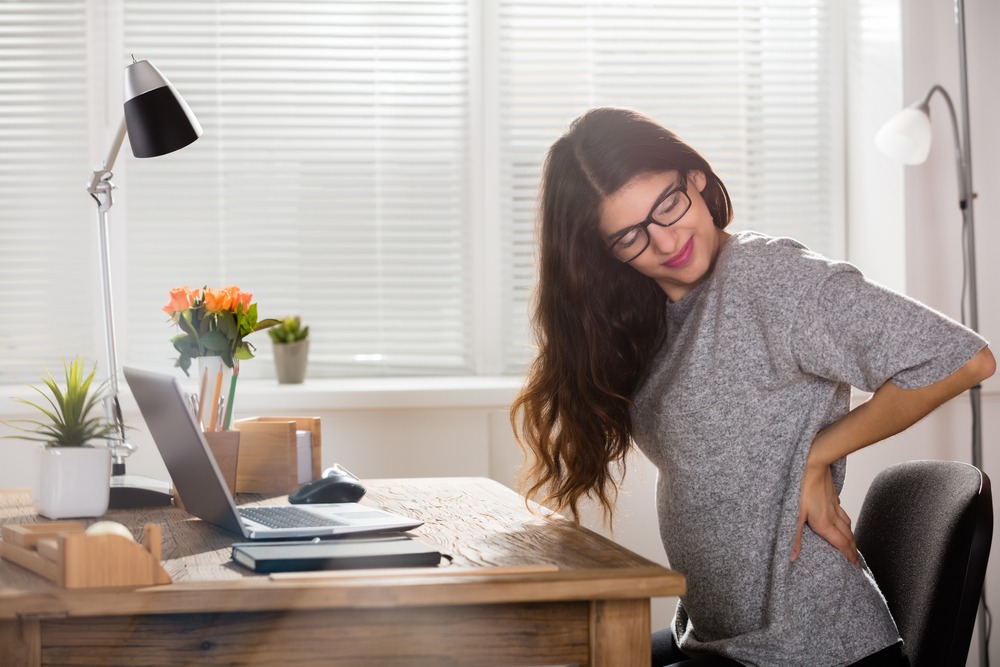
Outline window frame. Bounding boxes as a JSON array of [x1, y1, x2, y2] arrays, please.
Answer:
[[0, 0, 885, 386]]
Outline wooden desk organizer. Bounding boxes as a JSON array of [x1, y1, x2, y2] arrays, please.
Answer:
[[232, 417, 322, 495], [175, 429, 241, 510], [0, 522, 172, 588]]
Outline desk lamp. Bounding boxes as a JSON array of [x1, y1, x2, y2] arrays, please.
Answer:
[[873, 0, 987, 661], [86, 57, 202, 508]]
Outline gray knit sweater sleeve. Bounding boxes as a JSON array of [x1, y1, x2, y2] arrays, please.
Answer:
[[791, 256, 986, 392]]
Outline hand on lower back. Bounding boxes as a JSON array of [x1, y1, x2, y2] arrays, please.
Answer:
[[791, 463, 859, 565]]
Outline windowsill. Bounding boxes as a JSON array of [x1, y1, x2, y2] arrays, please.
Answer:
[[227, 376, 525, 411], [4, 377, 991, 417], [0, 376, 525, 417]]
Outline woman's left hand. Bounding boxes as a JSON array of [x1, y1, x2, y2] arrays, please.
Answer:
[[791, 462, 859, 565]]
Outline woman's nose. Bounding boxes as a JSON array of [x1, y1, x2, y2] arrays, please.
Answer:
[[646, 223, 679, 255]]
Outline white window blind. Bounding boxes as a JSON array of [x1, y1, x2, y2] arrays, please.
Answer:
[[0, 2, 96, 382], [0, 1, 849, 385], [121, 1, 472, 379], [496, 0, 841, 370]]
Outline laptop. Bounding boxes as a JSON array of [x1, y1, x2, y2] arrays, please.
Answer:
[[123, 366, 423, 540]]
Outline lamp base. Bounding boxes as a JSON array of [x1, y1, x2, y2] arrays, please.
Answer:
[[109, 473, 173, 508]]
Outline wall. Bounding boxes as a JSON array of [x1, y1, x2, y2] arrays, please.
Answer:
[[861, 1, 1000, 665]]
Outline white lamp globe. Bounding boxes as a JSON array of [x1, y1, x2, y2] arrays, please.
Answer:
[[875, 106, 933, 165]]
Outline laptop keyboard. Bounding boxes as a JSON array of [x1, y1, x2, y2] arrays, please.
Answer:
[[239, 505, 348, 529]]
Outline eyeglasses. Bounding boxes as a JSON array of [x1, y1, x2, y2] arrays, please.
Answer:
[[607, 177, 692, 263]]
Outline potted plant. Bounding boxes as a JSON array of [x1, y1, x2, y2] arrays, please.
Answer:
[[269, 316, 310, 384], [3, 357, 117, 519]]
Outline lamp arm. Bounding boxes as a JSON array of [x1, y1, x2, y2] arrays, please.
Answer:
[[86, 116, 130, 447], [87, 118, 127, 196], [921, 85, 971, 208]]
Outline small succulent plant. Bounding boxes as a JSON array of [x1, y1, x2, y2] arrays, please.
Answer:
[[268, 316, 310, 344], [3, 357, 119, 447]]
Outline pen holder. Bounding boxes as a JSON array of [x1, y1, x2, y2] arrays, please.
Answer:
[[233, 417, 322, 495], [175, 430, 240, 510]]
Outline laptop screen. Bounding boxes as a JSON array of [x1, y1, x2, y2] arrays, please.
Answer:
[[124, 366, 247, 536]]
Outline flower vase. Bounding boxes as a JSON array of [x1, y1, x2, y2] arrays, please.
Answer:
[[195, 356, 236, 432]]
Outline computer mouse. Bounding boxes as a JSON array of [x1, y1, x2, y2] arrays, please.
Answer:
[[288, 473, 366, 504]]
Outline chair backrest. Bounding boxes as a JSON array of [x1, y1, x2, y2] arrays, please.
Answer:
[[854, 460, 992, 667]]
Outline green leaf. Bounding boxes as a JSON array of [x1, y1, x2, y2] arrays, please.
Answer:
[[217, 313, 238, 340], [234, 341, 255, 361], [176, 310, 199, 338], [253, 318, 282, 333], [200, 330, 229, 352]]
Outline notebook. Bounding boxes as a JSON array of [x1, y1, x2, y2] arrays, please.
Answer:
[[123, 366, 423, 540], [231, 535, 442, 573]]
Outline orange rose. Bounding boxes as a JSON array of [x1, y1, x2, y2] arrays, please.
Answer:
[[203, 287, 233, 313], [219, 285, 252, 312], [162, 286, 198, 316], [234, 290, 253, 312]]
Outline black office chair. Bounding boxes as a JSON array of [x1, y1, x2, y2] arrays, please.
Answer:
[[854, 459, 993, 667], [651, 460, 993, 667]]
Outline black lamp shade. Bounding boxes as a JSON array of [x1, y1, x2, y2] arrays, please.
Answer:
[[123, 60, 202, 158]]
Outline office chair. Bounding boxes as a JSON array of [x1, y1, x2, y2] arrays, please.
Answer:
[[854, 459, 993, 667], [651, 460, 992, 667]]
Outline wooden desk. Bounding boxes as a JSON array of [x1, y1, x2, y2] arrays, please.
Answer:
[[0, 477, 684, 666]]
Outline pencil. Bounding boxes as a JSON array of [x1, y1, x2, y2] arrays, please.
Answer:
[[223, 361, 239, 431], [196, 366, 209, 430], [209, 365, 224, 431]]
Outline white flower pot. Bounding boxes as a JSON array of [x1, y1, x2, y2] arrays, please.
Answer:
[[33, 445, 111, 519]]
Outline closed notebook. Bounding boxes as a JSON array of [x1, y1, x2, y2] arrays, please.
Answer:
[[231, 535, 442, 573]]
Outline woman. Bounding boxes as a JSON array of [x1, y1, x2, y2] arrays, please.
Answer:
[[510, 107, 995, 666]]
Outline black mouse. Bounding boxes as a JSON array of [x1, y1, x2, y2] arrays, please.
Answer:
[[288, 472, 366, 504]]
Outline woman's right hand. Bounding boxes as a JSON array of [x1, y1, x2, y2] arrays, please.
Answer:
[[791, 461, 859, 565]]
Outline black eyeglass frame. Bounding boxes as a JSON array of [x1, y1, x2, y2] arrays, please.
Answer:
[[607, 175, 692, 263]]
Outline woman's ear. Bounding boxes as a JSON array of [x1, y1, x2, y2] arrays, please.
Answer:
[[688, 169, 708, 193]]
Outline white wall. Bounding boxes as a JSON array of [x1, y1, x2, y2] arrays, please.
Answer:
[[850, 1, 1000, 666]]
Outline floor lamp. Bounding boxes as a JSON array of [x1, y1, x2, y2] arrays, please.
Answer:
[[86, 57, 202, 508], [874, 1, 987, 662]]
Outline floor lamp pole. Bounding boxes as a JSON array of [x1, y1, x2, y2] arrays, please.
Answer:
[[954, 0, 987, 663]]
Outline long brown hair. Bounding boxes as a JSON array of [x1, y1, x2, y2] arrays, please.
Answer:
[[510, 107, 733, 521]]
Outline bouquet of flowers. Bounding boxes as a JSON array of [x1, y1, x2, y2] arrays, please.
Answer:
[[163, 285, 280, 375]]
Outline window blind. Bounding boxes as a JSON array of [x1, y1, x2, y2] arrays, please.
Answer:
[[0, 1, 850, 385], [496, 0, 841, 371], [121, 0, 472, 379], [0, 2, 96, 382]]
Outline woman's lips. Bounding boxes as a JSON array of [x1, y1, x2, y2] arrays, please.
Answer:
[[663, 237, 694, 268]]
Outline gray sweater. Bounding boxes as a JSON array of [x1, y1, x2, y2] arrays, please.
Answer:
[[631, 231, 986, 666]]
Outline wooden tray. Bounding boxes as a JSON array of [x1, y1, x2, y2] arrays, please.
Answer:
[[0, 522, 172, 588]]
